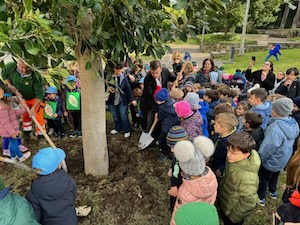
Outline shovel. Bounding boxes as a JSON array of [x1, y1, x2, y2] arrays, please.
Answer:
[[138, 116, 159, 150], [0, 156, 33, 172]]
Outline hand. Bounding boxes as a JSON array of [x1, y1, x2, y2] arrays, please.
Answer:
[[11, 134, 17, 139], [136, 113, 140, 118], [128, 74, 135, 83], [63, 111, 68, 117], [28, 107, 35, 118], [7, 83, 18, 94], [167, 169, 172, 177], [216, 169, 222, 178], [284, 80, 293, 87], [249, 60, 254, 69], [176, 72, 183, 81], [167, 186, 178, 197], [131, 100, 137, 107], [53, 113, 58, 118]]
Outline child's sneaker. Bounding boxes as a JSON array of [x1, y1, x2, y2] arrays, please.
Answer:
[[19, 145, 28, 152], [124, 132, 131, 138], [258, 198, 266, 206], [269, 191, 277, 200], [19, 151, 31, 162], [48, 128, 54, 135], [10, 157, 17, 162], [110, 129, 118, 135], [3, 149, 10, 156], [77, 131, 82, 137], [69, 131, 77, 138]]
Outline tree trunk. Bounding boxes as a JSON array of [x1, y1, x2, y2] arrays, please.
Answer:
[[292, 0, 300, 28], [76, 49, 109, 176], [280, 3, 290, 29]]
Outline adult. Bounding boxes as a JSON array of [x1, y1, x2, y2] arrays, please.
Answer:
[[245, 60, 275, 92], [176, 62, 196, 88], [140, 60, 177, 132], [2, 59, 46, 144], [194, 58, 216, 87], [269, 70, 286, 94], [276, 68, 300, 99]]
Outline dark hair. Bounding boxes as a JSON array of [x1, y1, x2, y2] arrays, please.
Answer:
[[266, 61, 274, 72], [113, 61, 124, 70], [214, 103, 234, 115], [250, 88, 267, 101], [202, 58, 215, 72], [218, 87, 234, 98], [150, 60, 161, 70], [227, 132, 256, 153], [235, 69, 242, 73], [246, 112, 263, 129], [205, 90, 219, 101], [286, 67, 299, 76]]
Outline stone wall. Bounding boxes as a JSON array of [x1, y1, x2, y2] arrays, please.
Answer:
[[257, 29, 300, 38]]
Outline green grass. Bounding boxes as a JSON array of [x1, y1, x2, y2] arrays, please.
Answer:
[[217, 48, 300, 75]]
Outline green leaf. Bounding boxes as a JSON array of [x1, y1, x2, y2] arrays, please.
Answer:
[[172, 0, 187, 10], [23, 0, 33, 13], [85, 61, 92, 70], [63, 54, 77, 61], [24, 41, 40, 55], [0, 2, 6, 12], [102, 32, 110, 39]]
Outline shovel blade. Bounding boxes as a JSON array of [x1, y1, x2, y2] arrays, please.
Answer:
[[138, 131, 148, 144], [138, 136, 154, 150]]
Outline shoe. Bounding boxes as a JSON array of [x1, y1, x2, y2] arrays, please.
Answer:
[[48, 128, 54, 135], [110, 129, 118, 135], [158, 155, 170, 161], [19, 145, 28, 152], [124, 132, 131, 138], [77, 131, 82, 137], [269, 191, 277, 200], [10, 157, 17, 162], [19, 151, 31, 162], [258, 198, 266, 206], [3, 149, 10, 156], [69, 131, 77, 138]]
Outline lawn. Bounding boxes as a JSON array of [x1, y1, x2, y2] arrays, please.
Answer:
[[217, 48, 300, 75]]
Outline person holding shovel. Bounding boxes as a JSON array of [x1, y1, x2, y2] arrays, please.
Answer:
[[2, 59, 46, 145]]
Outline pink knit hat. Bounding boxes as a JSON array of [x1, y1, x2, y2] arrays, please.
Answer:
[[174, 100, 193, 118]]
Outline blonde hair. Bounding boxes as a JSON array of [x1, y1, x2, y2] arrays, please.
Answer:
[[215, 113, 238, 131], [184, 62, 193, 74], [172, 51, 181, 61], [286, 147, 300, 188], [266, 93, 285, 102], [169, 88, 184, 101]]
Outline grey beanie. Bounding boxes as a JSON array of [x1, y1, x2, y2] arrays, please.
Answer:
[[184, 92, 200, 110], [272, 97, 294, 117]]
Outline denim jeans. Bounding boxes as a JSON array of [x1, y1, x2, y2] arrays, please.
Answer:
[[257, 166, 280, 200], [108, 103, 131, 133], [3, 137, 21, 149], [8, 138, 23, 158]]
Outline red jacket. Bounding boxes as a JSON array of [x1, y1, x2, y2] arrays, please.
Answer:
[[0, 102, 25, 137]]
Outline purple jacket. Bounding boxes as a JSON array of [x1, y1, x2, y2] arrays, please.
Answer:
[[0, 102, 25, 137], [181, 110, 203, 140]]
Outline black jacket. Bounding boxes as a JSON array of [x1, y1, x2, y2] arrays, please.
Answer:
[[26, 170, 77, 225], [158, 99, 180, 133], [245, 69, 275, 92], [246, 128, 264, 151], [276, 78, 300, 99]]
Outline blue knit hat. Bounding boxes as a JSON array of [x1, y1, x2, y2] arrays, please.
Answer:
[[167, 126, 188, 148], [293, 96, 300, 108], [154, 88, 169, 101], [45, 86, 58, 94], [32, 147, 66, 175]]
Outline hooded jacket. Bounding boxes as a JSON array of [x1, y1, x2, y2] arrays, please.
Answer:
[[170, 167, 218, 225], [276, 78, 300, 100], [181, 110, 203, 140], [158, 99, 180, 133], [249, 100, 272, 130], [26, 170, 77, 225], [219, 150, 261, 223], [0, 188, 40, 225], [278, 190, 300, 223], [259, 117, 299, 172]]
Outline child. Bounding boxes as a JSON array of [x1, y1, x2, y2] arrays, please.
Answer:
[[166, 125, 188, 213], [170, 136, 218, 225], [235, 101, 250, 131], [203, 90, 220, 123], [3, 137, 28, 156], [0, 176, 40, 225], [219, 132, 261, 225], [0, 81, 31, 161], [107, 62, 137, 138], [44, 86, 65, 139], [269, 70, 285, 94], [154, 88, 180, 160], [244, 112, 264, 151], [174, 100, 203, 140], [169, 88, 184, 101], [211, 112, 237, 178], [248, 88, 272, 130], [26, 147, 77, 225], [258, 98, 299, 206]]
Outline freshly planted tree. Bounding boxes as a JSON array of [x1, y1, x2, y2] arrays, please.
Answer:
[[0, 0, 201, 176]]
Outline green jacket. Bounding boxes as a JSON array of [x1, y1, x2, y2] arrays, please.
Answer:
[[0, 191, 40, 225], [219, 150, 261, 223], [1, 62, 44, 100]]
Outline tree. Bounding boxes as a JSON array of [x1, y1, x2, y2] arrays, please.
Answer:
[[292, 0, 300, 28], [0, 0, 221, 176]]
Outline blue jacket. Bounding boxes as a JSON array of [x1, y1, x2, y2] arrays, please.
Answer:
[[259, 117, 299, 172], [199, 101, 209, 137], [249, 100, 272, 130], [44, 95, 64, 119], [26, 170, 77, 225], [107, 73, 134, 106], [207, 100, 220, 123], [158, 99, 180, 133]]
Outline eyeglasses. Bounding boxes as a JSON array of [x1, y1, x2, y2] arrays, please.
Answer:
[[263, 63, 271, 66]]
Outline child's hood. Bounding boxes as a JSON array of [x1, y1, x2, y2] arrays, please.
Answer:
[[31, 170, 75, 200], [254, 100, 272, 115], [273, 117, 300, 140]]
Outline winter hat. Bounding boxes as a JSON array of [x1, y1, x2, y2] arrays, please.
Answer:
[[154, 88, 169, 101], [32, 147, 66, 175], [272, 97, 294, 117], [293, 96, 300, 108], [184, 92, 200, 110], [0, 177, 5, 191], [173, 140, 205, 176], [193, 136, 215, 159], [66, 75, 77, 83], [167, 126, 188, 148], [45, 86, 58, 94], [183, 81, 193, 89], [174, 100, 193, 118], [175, 202, 219, 225]]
